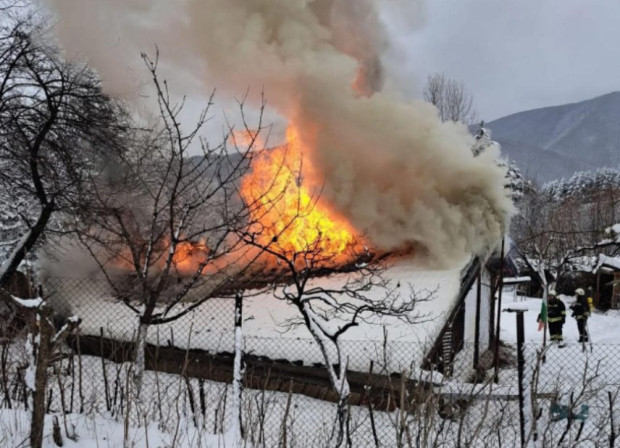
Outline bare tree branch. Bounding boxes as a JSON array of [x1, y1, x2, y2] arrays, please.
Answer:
[[423, 73, 478, 125]]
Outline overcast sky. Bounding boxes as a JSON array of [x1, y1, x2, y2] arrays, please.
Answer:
[[39, 0, 620, 131], [388, 0, 620, 121]]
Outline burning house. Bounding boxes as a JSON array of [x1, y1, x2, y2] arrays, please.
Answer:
[[30, 0, 515, 393]]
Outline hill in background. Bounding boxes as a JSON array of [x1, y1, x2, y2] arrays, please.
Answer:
[[485, 92, 620, 185]]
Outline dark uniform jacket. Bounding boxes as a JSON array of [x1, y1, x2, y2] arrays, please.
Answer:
[[547, 298, 566, 323], [571, 295, 590, 320]]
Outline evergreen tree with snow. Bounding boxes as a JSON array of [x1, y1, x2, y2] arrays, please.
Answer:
[[543, 167, 620, 202], [471, 121, 534, 204]]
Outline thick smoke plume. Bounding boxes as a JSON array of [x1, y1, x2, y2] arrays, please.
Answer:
[[45, 0, 512, 267]]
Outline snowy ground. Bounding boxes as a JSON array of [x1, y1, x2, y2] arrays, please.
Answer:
[[0, 352, 370, 448], [492, 292, 620, 447], [497, 292, 620, 389], [500, 293, 620, 345], [5, 273, 620, 447], [2, 348, 609, 448], [0, 409, 243, 448], [0, 356, 525, 448]]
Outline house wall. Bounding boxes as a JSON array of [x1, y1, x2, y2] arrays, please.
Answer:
[[479, 270, 493, 349], [613, 272, 620, 309], [423, 258, 497, 375], [463, 268, 493, 354]]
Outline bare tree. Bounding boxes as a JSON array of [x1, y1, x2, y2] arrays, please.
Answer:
[[77, 53, 271, 397], [423, 73, 478, 125], [0, 13, 128, 286], [8, 295, 80, 448], [237, 159, 433, 447], [511, 185, 620, 300]]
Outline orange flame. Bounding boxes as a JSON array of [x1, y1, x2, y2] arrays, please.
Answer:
[[172, 240, 209, 272], [110, 239, 210, 277], [241, 126, 358, 259]]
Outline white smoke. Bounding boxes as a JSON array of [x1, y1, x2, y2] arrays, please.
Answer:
[[43, 0, 512, 267]]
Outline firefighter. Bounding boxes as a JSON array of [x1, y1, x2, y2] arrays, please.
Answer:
[[570, 288, 590, 343], [546, 290, 566, 345]]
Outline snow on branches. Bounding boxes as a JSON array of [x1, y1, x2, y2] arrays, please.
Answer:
[[471, 124, 533, 203], [543, 167, 620, 202]]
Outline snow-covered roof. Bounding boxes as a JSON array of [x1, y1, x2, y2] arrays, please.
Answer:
[[570, 255, 598, 272], [69, 256, 472, 373], [596, 254, 620, 272]]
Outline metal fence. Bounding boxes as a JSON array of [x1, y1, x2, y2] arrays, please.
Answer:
[[2, 277, 620, 447]]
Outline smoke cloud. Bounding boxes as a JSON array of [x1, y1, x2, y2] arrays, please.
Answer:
[[44, 0, 512, 267]]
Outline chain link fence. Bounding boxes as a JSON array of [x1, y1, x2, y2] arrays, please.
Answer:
[[1, 277, 620, 446]]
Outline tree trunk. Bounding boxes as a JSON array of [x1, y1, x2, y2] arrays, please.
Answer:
[[30, 315, 53, 448], [133, 322, 149, 398], [334, 392, 350, 448], [0, 203, 54, 285], [230, 291, 244, 445], [301, 304, 350, 448]]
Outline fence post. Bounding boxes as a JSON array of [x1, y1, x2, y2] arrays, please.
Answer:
[[493, 238, 505, 383], [506, 307, 526, 448], [473, 273, 482, 370], [231, 291, 244, 442]]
